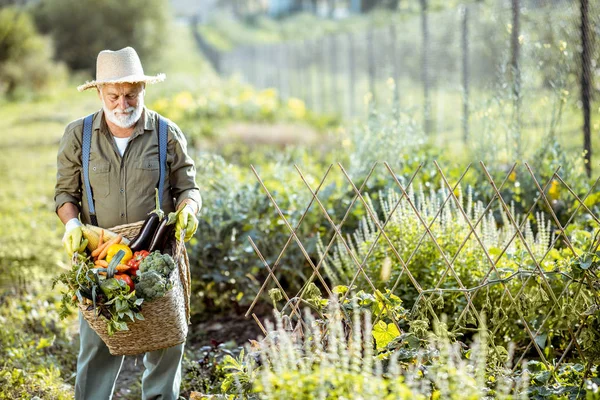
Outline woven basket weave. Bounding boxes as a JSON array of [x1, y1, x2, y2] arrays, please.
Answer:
[[79, 220, 192, 356]]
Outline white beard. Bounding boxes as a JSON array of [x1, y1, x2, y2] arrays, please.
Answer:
[[102, 95, 144, 129]]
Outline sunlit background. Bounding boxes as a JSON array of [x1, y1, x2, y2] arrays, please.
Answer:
[[1, 0, 600, 398]]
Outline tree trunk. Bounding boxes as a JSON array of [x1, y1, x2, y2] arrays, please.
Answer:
[[328, 0, 336, 17], [361, 0, 378, 13]]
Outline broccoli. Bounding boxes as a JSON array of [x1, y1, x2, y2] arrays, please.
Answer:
[[135, 252, 176, 301], [138, 251, 176, 277], [135, 271, 171, 301]]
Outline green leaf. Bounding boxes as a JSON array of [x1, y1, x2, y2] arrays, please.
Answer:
[[114, 321, 129, 332], [332, 285, 348, 295], [268, 288, 283, 303], [372, 320, 400, 350], [580, 253, 593, 270], [36, 336, 55, 350], [534, 333, 548, 349], [304, 282, 322, 301], [107, 250, 125, 278]]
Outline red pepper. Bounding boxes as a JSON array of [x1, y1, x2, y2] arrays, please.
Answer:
[[127, 250, 150, 276], [115, 274, 135, 292]]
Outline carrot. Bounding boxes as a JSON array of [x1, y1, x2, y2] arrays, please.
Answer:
[[98, 229, 104, 247], [91, 238, 111, 258], [97, 234, 122, 260], [116, 264, 131, 272], [94, 260, 109, 267]]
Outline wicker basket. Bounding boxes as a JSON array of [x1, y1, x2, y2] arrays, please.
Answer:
[[79, 221, 192, 356]]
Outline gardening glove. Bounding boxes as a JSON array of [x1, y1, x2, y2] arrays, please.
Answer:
[[176, 204, 198, 242], [62, 218, 87, 255]]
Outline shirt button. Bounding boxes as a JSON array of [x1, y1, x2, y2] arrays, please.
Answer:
[[120, 188, 124, 194], [120, 213, 125, 218]]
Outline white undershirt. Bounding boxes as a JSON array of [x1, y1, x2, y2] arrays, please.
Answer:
[[113, 136, 129, 156]]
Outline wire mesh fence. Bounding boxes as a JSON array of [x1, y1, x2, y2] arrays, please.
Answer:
[[196, 0, 599, 167], [245, 161, 600, 373]]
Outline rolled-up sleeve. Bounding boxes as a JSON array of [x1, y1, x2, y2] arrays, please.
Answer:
[[167, 124, 202, 214], [54, 124, 82, 213]]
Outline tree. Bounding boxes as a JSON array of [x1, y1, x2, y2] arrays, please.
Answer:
[[0, 7, 65, 98], [32, 0, 169, 72], [361, 0, 379, 12]]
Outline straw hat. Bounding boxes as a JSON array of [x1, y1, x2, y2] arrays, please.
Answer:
[[77, 47, 165, 92]]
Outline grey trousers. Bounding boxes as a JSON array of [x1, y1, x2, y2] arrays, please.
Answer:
[[75, 312, 184, 400]]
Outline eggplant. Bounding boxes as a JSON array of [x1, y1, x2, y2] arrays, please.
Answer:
[[148, 214, 176, 252], [129, 213, 161, 253], [129, 188, 165, 253]]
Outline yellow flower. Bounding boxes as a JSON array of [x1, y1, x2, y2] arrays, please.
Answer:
[[559, 40, 567, 52], [261, 88, 278, 99], [174, 91, 194, 110], [287, 97, 306, 119], [239, 88, 254, 103]]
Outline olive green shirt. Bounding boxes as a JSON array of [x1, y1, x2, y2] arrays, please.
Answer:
[[55, 108, 202, 229]]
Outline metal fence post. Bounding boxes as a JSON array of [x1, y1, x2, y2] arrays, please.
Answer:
[[461, 5, 470, 144], [389, 24, 401, 110], [330, 34, 339, 115], [348, 32, 356, 117], [580, 0, 592, 176], [367, 28, 376, 104], [420, 0, 432, 135]]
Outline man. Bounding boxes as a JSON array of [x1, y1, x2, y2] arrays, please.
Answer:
[[54, 47, 201, 399]]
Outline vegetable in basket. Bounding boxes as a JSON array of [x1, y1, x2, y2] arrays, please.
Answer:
[[129, 189, 165, 253], [135, 251, 176, 301], [106, 243, 133, 263], [127, 250, 150, 276], [148, 209, 180, 252]]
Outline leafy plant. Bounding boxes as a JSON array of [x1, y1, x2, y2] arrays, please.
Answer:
[[53, 250, 145, 336]]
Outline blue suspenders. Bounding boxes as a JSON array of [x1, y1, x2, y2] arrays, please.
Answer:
[[82, 113, 168, 226]]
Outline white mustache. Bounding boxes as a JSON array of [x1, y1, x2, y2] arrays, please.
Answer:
[[113, 107, 135, 115]]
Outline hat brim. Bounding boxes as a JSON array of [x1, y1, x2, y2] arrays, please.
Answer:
[[77, 73, 166, 92]]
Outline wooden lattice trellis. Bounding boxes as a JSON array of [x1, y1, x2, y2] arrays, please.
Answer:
[[245, 161, 600, 375]]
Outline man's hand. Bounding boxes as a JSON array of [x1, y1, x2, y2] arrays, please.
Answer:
[[62, 218, 86, 255], [176, 204, 198, 242]]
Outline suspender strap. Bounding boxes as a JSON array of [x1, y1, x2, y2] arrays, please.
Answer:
[[81, 113, 168, 226], [82, 114, 98, 226], [157, 116, 168, 207]]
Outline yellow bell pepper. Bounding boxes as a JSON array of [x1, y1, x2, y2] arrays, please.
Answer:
[[105, 243, 133, 264]]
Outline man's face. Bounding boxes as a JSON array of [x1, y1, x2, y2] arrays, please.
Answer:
[[98, 82, 145, 129]]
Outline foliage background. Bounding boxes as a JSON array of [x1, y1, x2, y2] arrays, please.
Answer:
[[1, 0, 600, 399]]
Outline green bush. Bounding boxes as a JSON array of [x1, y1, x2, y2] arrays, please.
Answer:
[[0, 7, 66, 98], [32, 0, 169, 72], [188, 153, 332, 316]]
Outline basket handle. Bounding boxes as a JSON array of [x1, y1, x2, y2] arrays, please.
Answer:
[[175, 230, 191, 324]]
